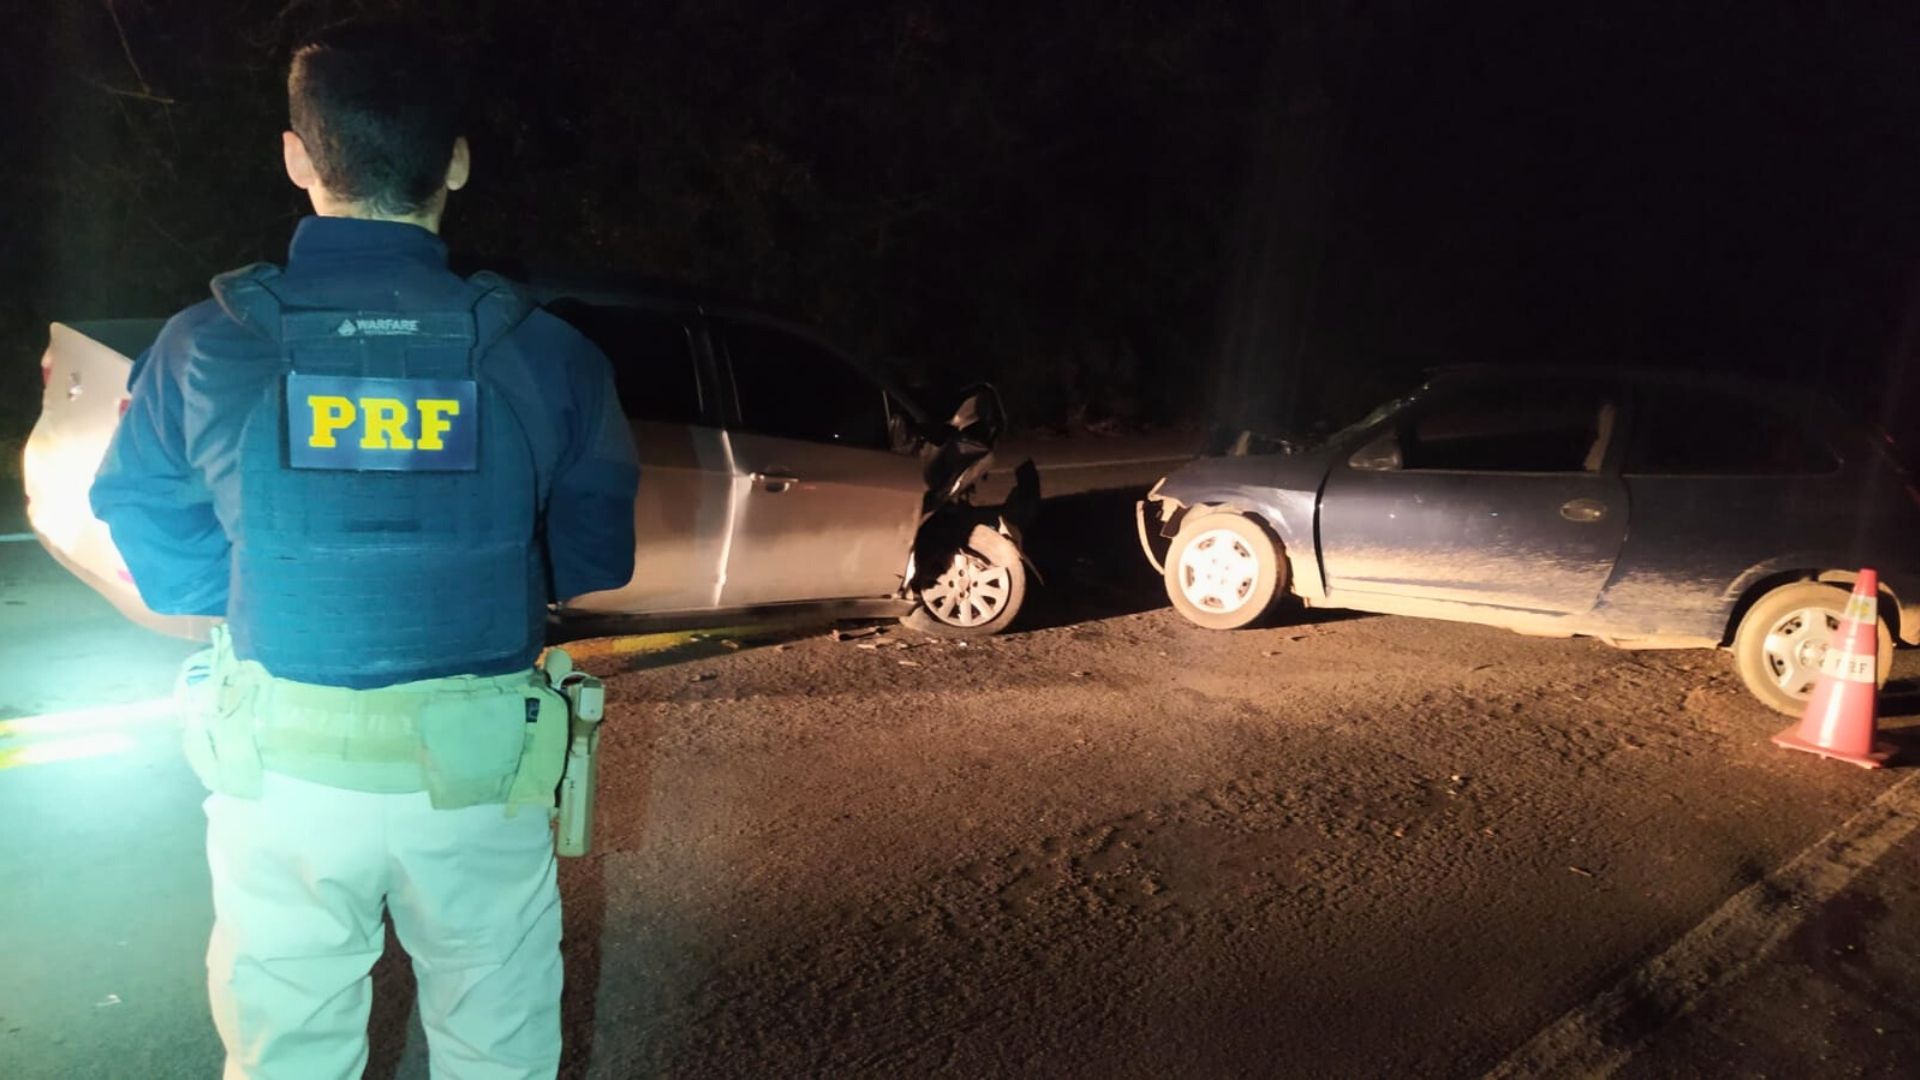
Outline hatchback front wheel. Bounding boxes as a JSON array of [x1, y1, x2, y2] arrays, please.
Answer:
[[1163, 510, 1285, 630]]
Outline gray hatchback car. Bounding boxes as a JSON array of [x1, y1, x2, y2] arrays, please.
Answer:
[[1140, 368, 1919, 714]]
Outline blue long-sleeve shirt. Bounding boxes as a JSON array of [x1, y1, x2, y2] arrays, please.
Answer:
[[91, 215, 638, 654]]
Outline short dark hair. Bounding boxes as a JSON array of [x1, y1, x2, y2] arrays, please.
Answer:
[[288, 22, 467, 216]]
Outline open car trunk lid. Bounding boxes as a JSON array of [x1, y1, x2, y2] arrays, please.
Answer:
[[24, 319, 217, 640]]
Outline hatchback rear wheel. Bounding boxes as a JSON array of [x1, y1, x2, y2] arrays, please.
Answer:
[[1732, 581, 1894, 716]]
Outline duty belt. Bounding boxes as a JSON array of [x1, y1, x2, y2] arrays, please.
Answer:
[[178, 626, 570, 810]]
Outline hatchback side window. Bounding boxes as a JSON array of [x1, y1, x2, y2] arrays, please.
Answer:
[[1401, 381, 1615, 472], [722, 321, 892, 450], [1626, 386, 1839, 475], [545, 300, 705, 424]]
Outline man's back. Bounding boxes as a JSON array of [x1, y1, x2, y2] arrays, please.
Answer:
[[92, 216, 638, 687]]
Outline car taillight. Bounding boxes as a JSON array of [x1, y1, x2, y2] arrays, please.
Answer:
[[118, 396, 131, 418], [40, 351, 52, 388]]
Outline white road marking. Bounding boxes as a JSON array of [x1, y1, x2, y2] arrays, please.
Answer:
[[1032, 455, 1193, 472], [0, 532, 38, 543], [0, 732, 142, 770], [0, 697, 179, 740], [1484, 771, 1920, 1079]]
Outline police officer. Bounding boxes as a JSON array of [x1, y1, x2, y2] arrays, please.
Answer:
[[89, 22, 638, 1080]]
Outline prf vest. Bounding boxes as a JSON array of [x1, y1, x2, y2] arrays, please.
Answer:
[[208, 264, 547, 688]]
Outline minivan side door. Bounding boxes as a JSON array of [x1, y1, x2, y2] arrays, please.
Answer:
[[714, 319, 925, 605], [1318, 377, 1630, 614], [545, 299, 733, 613]]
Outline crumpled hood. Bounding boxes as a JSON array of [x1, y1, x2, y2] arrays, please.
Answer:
[[1154, 442, 1340, 506]]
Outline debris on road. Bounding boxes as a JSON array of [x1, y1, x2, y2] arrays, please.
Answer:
[[833, 626, 882, 642], [854, 637, 920, 652]]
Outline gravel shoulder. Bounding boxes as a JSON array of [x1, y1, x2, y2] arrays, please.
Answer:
[[558, 530, 1920, 1078]]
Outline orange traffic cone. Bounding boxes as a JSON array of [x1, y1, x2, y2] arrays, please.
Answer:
[[1771, 569, 1892, 769]]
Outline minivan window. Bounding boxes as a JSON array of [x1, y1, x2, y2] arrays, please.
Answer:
[[1626, 386, 1839, 476], [722, 321, 892, 450], [545, 301, 705, 425], [1401, 381, 1614, 472]]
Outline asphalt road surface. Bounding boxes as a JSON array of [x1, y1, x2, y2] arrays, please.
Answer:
[[4, 441, 1920, 1079]]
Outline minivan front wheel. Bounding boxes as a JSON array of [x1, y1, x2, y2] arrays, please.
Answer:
[[1732, 581, 1894, 716], [904, 524, 1027, 638]]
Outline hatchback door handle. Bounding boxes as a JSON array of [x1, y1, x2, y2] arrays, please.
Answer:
[[751, 471, 799, 493], [1560, 497, 1608, 523]]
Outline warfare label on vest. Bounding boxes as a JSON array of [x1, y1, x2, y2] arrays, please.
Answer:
[[286, 373, 479, 471]]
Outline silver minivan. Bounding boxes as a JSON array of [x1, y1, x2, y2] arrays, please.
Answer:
[[24, 285, 1031, 642]]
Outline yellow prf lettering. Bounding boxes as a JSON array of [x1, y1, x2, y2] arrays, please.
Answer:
[[359, 398, 414, 450], [415, 399, 460, 451], [307, 396, 357, 448]]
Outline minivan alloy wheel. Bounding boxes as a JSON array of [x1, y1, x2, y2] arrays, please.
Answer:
[[920, 550, 1014, 628], [903, 523, 1027, 638]]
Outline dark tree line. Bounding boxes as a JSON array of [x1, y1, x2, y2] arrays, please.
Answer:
[[5, 1, 1920, 461]]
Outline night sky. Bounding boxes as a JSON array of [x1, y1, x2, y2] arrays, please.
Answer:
[[4, 1, 1919, 447]]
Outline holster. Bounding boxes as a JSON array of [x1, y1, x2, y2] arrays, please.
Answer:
[[177, 627, 265, 799], [506, 661, 572, 814]]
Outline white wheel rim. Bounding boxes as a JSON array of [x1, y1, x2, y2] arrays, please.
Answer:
[[920, 550, 1013, 628], [1762, 605, 1840, 698], [1177, 528, 1260, 614]]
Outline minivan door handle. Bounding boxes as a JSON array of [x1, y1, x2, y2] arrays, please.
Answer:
[[1560, 497, 1608, 523], [751, 471, 799, 494]]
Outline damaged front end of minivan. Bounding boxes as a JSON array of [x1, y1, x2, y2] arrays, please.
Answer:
[[900, 384, 1038, 637]]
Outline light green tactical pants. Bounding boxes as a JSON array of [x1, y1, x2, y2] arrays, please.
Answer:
[[204, 771, 563, 1080]]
